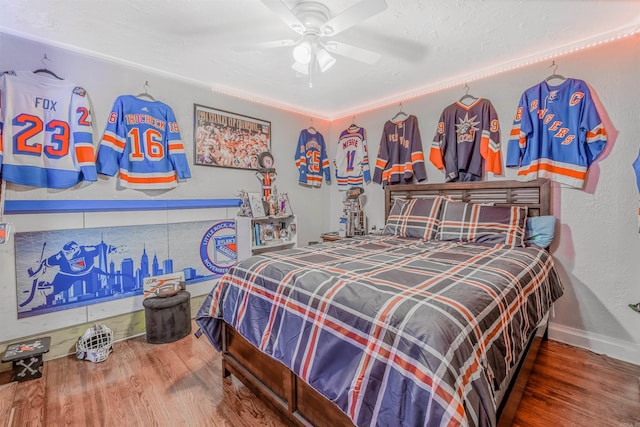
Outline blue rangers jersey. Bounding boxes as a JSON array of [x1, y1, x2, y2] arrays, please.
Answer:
[[506, 78, 607, 188], [97, 95, 191, 189], [0, 71, 97, 188], [295, 129, 331, 187], [334, 126, 371, 190], [373, 115, 427, 187]]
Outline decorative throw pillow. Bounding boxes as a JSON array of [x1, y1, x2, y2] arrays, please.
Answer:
[[437, 199, 528, 247], [383, 196, 445, 240], [524, 215, 556, 248]]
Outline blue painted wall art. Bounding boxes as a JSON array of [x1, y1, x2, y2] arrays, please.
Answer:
[[15, 220, 236, 318]]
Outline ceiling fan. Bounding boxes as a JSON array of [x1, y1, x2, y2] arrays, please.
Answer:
[[256, 0, 388, 82]]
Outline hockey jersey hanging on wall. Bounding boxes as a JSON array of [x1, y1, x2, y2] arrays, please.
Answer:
[[373, 115, 427, 187], [295, 128, 331, 187], [334, 126, 371, 190], [430, 98, 502, 182], [0, 71, 97, 188], [506, 78, 607, 189], [97, 95, 191, 190]]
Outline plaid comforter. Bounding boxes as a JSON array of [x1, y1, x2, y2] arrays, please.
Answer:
[[196, 235, 563, 427]]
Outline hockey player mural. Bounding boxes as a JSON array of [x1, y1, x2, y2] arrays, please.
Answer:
[[21, 240, 123, 309], [15, 220, 236, 318]]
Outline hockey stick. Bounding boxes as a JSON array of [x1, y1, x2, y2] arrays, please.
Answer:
[[27, 242, 47, 277], [20, 243, 47, 307]]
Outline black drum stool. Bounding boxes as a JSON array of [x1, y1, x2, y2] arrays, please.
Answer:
[[142, 291, 191, 344]]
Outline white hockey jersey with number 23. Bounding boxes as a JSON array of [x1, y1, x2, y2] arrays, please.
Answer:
[[0, 71, 97, 188]]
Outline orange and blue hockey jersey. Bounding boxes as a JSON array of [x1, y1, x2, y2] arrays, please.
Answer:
[[97, 95, 191, 190], [295, 129, 331, 187], [373, 115, 427, 187], [334, 126, 371, 190], [0, 71, 96, 188], [506, 78, 607, 188], [430, 98, 502, 182]]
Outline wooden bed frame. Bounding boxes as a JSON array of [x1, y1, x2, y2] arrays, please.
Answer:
[[220, 178, 552, 427]]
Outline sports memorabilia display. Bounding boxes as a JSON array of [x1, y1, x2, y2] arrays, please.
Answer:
[[295, 128, 331, 187], [256, 151, 278, 211], [334, 125, 371, 190], [97, 95, 191, 190], [0, 71, 97, 188], [430, 98, 502, 182], [506, 78, 607, 188], [373, 115, 427, 187]]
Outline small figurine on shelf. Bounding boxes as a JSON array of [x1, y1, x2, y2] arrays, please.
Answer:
[[237, 190, 252, 217], [268, 193, 278, 216], [278, 193, 292, 216]]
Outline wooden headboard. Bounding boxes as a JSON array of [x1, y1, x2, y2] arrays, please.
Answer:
[[385, 178, 551, 219]]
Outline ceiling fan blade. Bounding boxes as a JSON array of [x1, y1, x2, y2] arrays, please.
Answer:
[[256, 39, 299, 49], [320, 0, 388, 36], [234, 39, 298, 52], [324, 41, 382, 64], [259, 0, 306, 34]]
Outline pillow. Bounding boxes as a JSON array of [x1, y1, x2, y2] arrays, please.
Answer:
[[525, 215, 556, 248], [383, 196, 445, 240], [437, 199, 528, 247]]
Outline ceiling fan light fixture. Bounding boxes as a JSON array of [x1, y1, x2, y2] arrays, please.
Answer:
[[293, 41, 313, 64], [292, 60, 309, 75], [316, 48, 336, 72]]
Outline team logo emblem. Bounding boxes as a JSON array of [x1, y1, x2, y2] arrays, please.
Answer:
[[569, 92, 584, 106], [548, 90, 559, 103], [69, 258, 87, 273], [199, 221, 237, 275], [456, 112, 480, 143], [214, 236, 236, 263]]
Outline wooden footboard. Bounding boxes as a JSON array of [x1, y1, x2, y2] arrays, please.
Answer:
[[221, 317, 549, 427], [221, 322, 352, 427]]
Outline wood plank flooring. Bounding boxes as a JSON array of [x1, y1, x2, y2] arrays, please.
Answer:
[[1, 321, 638, 426]]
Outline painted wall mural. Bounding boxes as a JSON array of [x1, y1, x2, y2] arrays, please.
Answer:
[[15, 220, 236, 318]]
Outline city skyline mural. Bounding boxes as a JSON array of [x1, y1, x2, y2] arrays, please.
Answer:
[[14, 220, 236, 318]]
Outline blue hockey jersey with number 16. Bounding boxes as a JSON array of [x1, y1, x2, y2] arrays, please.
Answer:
[[506, 78, 607, 189], [97, 95, 191, 190]]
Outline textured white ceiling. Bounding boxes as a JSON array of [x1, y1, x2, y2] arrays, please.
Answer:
[[1, 0, 639, 120]]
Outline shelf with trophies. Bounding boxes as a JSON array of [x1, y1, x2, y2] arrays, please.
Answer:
[[321, 187, 368, 242], [236, 152, 297, 261]]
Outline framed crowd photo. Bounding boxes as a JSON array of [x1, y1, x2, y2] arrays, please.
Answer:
[[194, 104, 271, 170]]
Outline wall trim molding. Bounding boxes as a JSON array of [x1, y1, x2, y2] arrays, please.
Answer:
[[548, 322, 640, 366]]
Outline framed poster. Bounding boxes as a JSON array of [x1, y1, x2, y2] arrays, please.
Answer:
[[194, 104, 271, 170]]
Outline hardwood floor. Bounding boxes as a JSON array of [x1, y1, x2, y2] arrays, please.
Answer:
[[1, 321, 638, 426]]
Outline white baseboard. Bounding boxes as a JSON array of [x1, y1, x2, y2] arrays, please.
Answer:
[[548, 322, 640, 366]]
